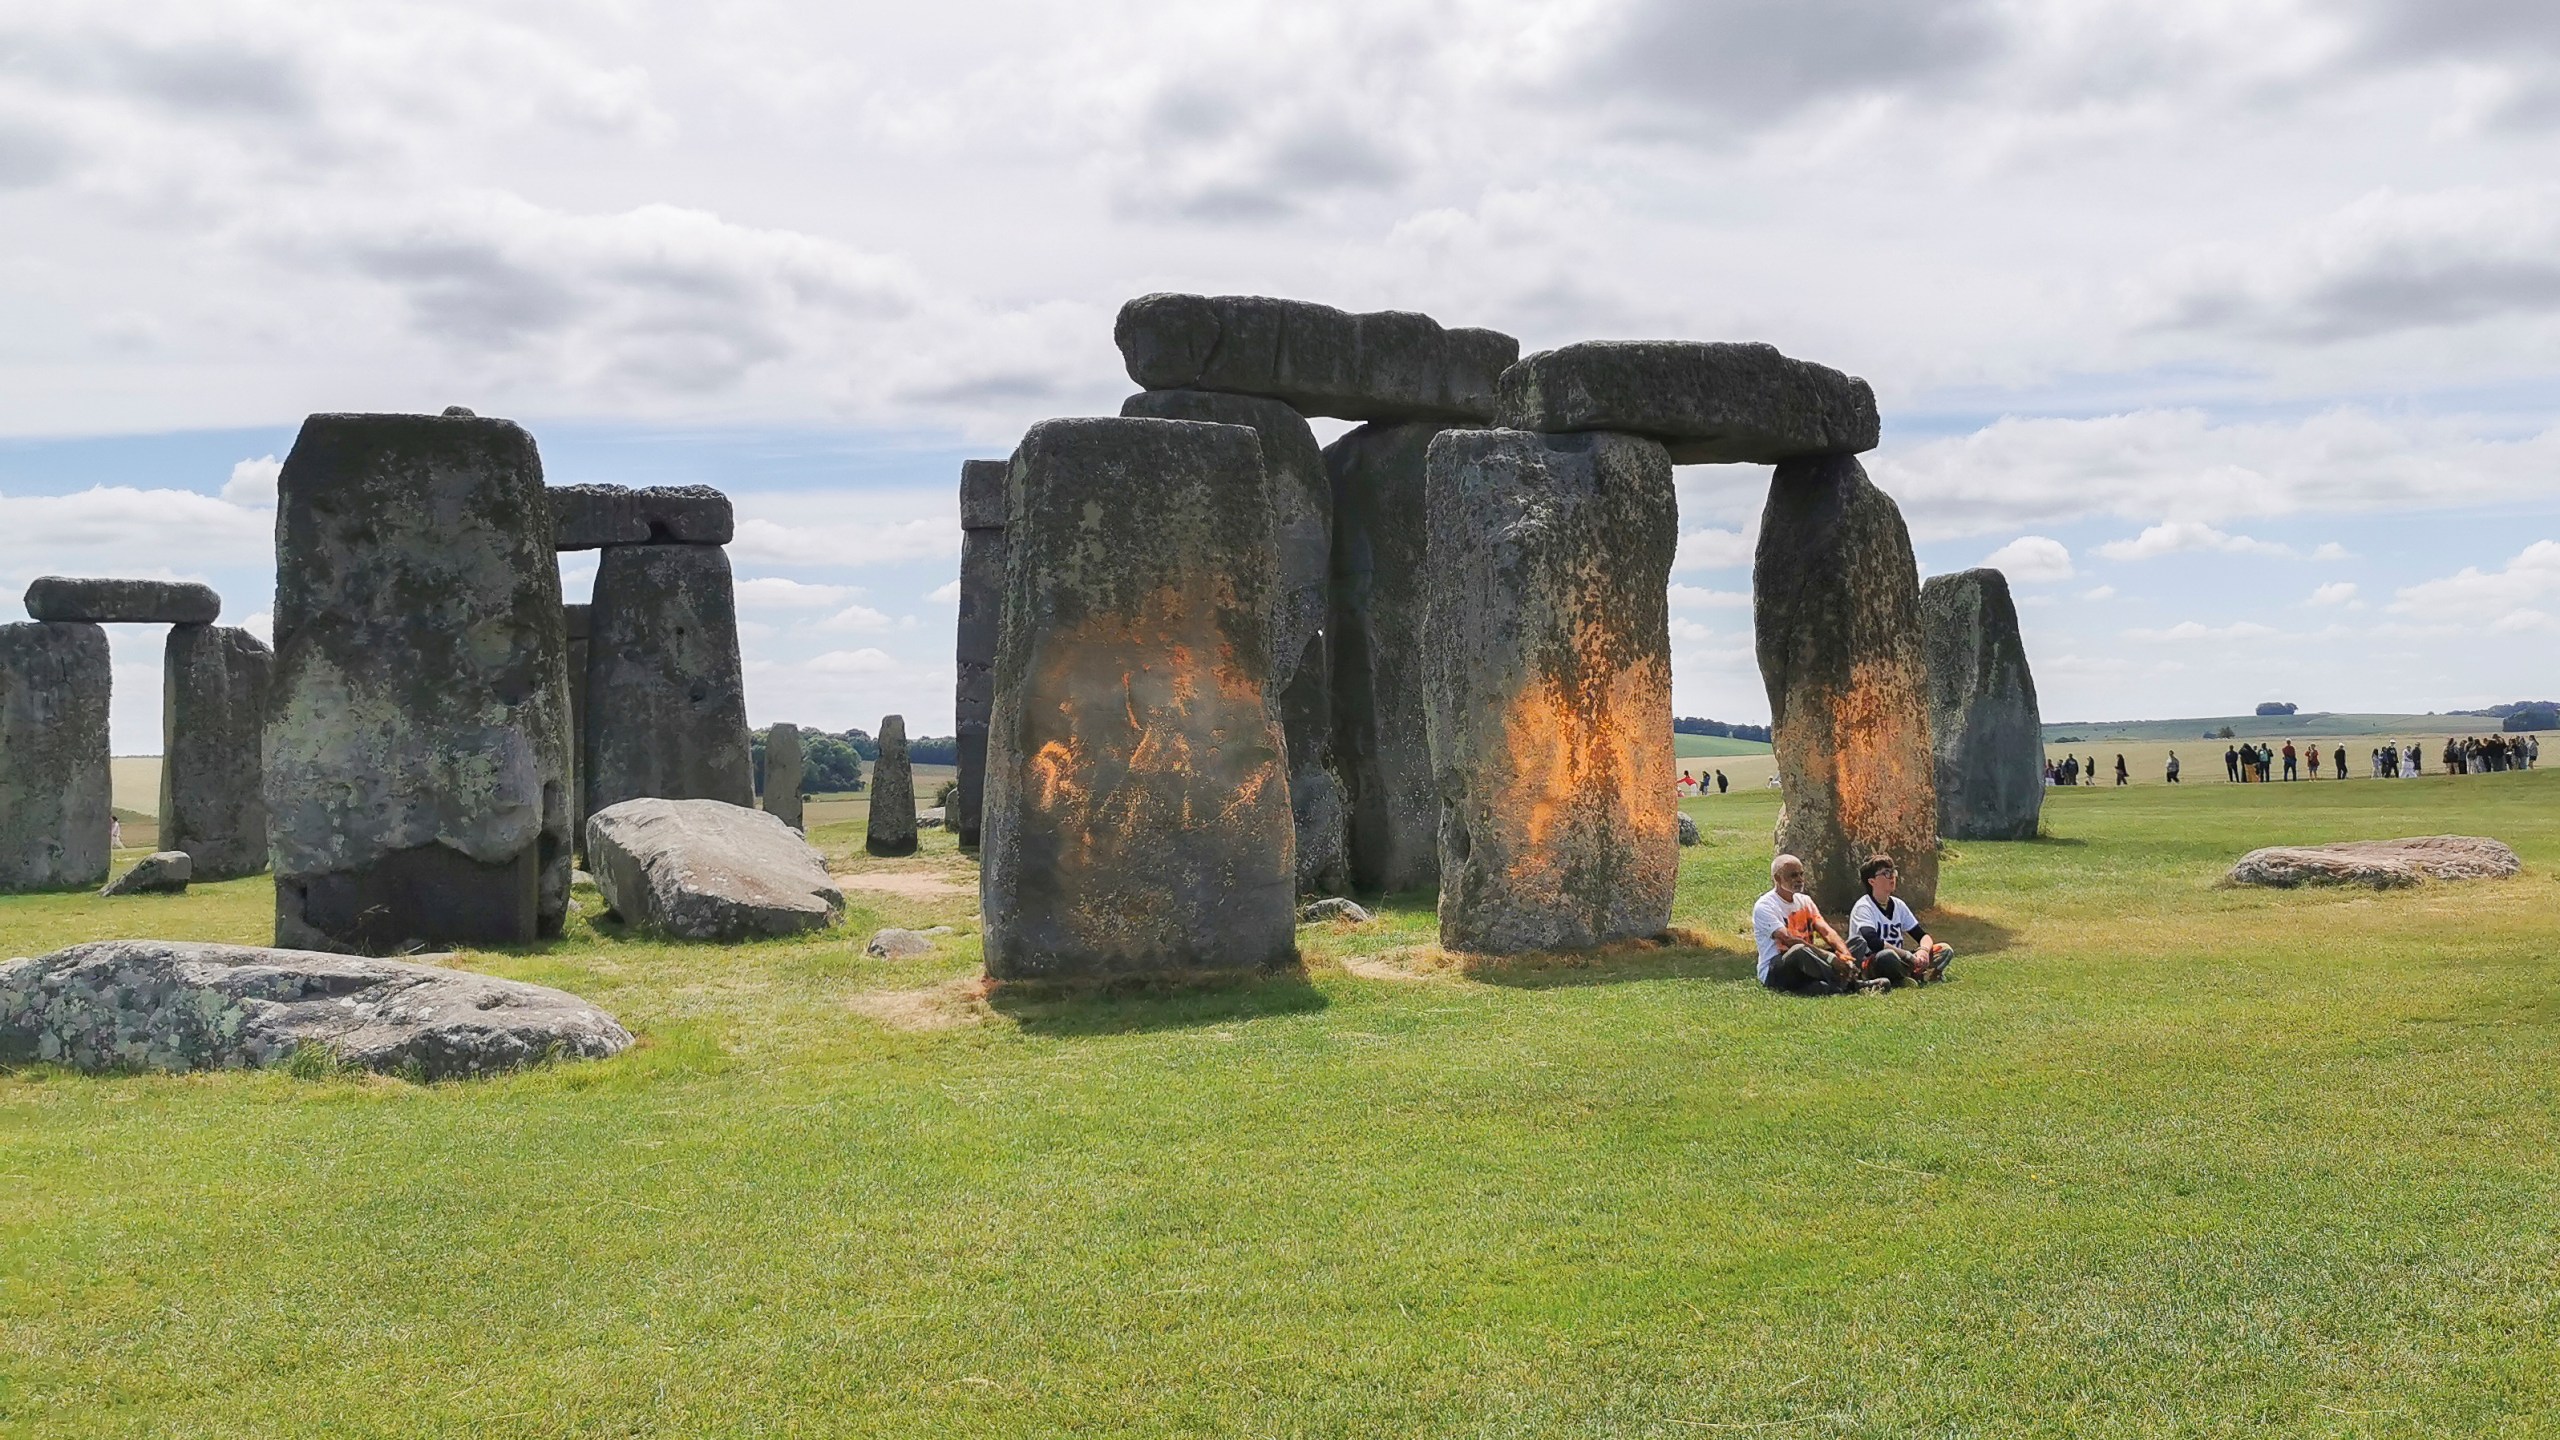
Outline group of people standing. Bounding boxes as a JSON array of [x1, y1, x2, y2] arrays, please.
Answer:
[[2044, 754, 2125, 786], [2208, 735, 2540, 782], [1677, 769, 1730, 795]]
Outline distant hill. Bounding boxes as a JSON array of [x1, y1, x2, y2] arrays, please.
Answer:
[[2043, 712, 2536, 742], [1676, 733, 1773, 758]]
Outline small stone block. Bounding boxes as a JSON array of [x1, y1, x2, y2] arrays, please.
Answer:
[[102, 850, 192, 896]]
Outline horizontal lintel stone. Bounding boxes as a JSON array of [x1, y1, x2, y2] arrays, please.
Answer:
[[25, 576, 220, 625], [550, 484, 735, 549], [1115, 292, 1517, 424], [1495, 340, 1879, 464]]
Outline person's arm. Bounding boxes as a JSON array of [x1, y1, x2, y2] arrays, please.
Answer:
[[1807, 902, 1852, 957]]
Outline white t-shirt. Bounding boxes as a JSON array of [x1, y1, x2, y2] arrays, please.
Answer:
[[1848, 894, 1920, 953], [1751, 888, 1818, 982]]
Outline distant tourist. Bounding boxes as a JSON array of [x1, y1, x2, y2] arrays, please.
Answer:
[[2166, 750, 2181, 784], [2333, 743, 2347, 778], [2224, 745, 2241, 782], [109, 817, 123, 850], [1754, 854, 1862, 996], [2115, 754, 2129, 786], [2406, 743, 2422, 776], [1716, 769, 1729, 794], [1679, 770, 1696, 796], [2306, 745, 2321, 778], [1848, 855, 1952, 987], [2281, 741, 2298, 780]]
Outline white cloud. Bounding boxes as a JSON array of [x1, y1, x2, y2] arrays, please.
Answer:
[[925, 578, 961, 604], [735, 577, 861, 609], [2124, 620, 2282, 643], [2310, 541, 2353, 561], [1668, 583, 1749, 609], [1980, 534, 2074, 582], [0, 485, 271, 589], [2307, 581, 2359, 605], [2389, 540, 2560, 632], [2095, 521, 2295, 561], [816, 603, 896, 633], [1675, 527, 1755, 572], [2080, 584, 2117, 600], [731, 514, 954, 567], [220, 455, 279, 507], [236, 610, 271, 643]]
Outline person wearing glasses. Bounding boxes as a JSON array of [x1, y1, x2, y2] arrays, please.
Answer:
[[1847, 854, 1952, 986]]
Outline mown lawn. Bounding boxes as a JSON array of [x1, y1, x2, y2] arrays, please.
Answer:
[[4, 774, 2557, 1437]]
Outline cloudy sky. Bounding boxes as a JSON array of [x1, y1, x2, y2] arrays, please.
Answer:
[[3, 0, 2556, 751]]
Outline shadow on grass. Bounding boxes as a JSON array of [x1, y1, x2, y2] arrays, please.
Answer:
[[1923, 909, 2018, 958], [989, 966, 1328, 1037], [1464, 939, 1759, 991]]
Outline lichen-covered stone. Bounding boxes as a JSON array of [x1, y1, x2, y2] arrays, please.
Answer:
[[24, 576, 221, 625], [585, 797, 843, 940], [866, 714, 918, 857], [2230, 836, 2520, 889], [1297, 897, 1373, 925], [549, 483, 734, 549], [1123, 388, 1346, 893], [0, 940, 631, 1078], [1116, 293, 1518, 423], [0, 621, 111, 891], [101, 850, 190, 896], [981, 417, 1296, 979], [267, 412, 573, 954], [865, 927, 938, 959], [764, 722, 805, 831], [160, 624, 271, 879], [585, 543, 753, 822], [1754, 454, 1939, 914], [1919, 568, 2043, 842], [1678, 814, 1701, 847], [1497, 341, 1879, 464], [1326, 421, 1447, 895], [953, 458, 1010, 849], [1422, 429, 1679, 954]]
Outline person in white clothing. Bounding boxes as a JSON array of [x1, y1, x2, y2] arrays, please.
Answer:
[[1847, 854, 1952, 985], [1751, 854, 1862, 995]]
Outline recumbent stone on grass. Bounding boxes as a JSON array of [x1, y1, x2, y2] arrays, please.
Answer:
[[101, 850, 190, 896], [586, 797, 844, 940], [2229, 836, 2521, 889]]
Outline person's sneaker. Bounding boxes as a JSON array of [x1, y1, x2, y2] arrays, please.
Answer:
[[1855, 977, 1892, 995]]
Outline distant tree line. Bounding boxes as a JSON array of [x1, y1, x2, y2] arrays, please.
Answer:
[[1673, 716, 1772, 743], [837, 726, 959, 766], [750, 727, 867, 795], [2254, 701, 2298, 716], [2503, 702, 2559, 732]]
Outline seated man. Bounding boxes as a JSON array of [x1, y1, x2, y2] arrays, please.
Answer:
[[1753, 854, 1865, 995], [1847, 854, 1953, 985]]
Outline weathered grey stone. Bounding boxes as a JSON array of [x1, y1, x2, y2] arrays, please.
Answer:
[[764, 722, 804, 831], [865, 927, 937, 960], [1496, 341, 1880, 464], [101, 850, 190, 896], [564, 601, 590, 861], [953, 458, 1010, 849], [1422, 429, 1680, 954], [24, 575, 221, 625], [1297, 897, 1373, 925], [2230, 836, 2521, 889], [918, 807, 944, 829], [1124, 388, 1347, 893], [160, 624, 271, 879], [1326, 422, 1447, 895], [585, 543, 753, 822], [1678, 814, 1701, 847], [267, 412, 573, 955], [549, 484, 734, 549], [0, 940, 632, 1078], [0, 622, 111, 891], [585, 797, 843, 940], [1116, 293, 1518, 423], [1920, 568, 2044, 842], [982, 416, 1296, 979], [866, 714, 918, 858], [1755, 454, 1939, 915]]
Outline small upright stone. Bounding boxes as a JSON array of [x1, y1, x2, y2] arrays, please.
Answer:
[[1919, 568, 2044, 841], [0, 621, 111, 891], [266, 412, 572, 954], [865, 714, 917, 857], [764, 722, 805, 832], [1124, 388, 1347, 893], [952, 457, 1009, 849], [101, 850, 191, 896], [160, 624, 272, 879], [25, 576, 221, 625], [1755, 454, 1939, 914], [1422, 430, 1679, 954], [584, 544, 753, 820], [564, 601, 590, 857], [981, 416, 1296, 979], [549, 483, 735, 549], [1116, 293, 1518, 423], [1326, 421, 1448, 895], [1497, 341, 1879, 464]]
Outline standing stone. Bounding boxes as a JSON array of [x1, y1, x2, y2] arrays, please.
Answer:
[[0, 621, 111, 891], [564, 602, 590, 860], [266, 412, 572, 954], [1920, 568, 2044, 842], [765, 722, 805, 832], [1326, 421, 1447, 894], [1755, 455, 1939, 914], [584, 544, 753, 822], [1115, 293, 1519, 423], [25, 576, 221, 625], [981, 417, 1296, 979], [1123, 388, 1347, 894], [160, 624, 271, 879], [1422, 430, 1679, 954], [865, 714, 917, 857], [952, 458, 1009, 849]]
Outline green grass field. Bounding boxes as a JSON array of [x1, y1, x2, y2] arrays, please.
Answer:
[[5, 773, 2558, 1436], [1675, 732, 1773, 758]]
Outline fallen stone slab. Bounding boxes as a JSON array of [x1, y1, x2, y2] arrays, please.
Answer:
[[24, 576, 221, 626], [550, 483, 735, 549], [2229, 836, 2521, 889], [1116, 293, 1518, 423], [1423, 429, 1680, 955], [865, 927, 950, 960], [587, 797, 843, 940], [0, 621, 112, 892], [0, 940, 631, 1078], [1496, 341, 1879, 464], [1756, 454, 1940, 915], [1920, 568, 2044, 842], [1297, 897, 1373, 925], [101, 851, 191, 896], [160, 624, 271, 879]]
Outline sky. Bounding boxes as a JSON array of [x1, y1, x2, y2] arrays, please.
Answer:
[[1, 0, 2555, 753]]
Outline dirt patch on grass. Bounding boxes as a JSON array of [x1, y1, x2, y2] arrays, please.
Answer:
[[1335, 929, 1751, 988], [848, 975, 993, 1031], [832, 870, 977, 901]]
